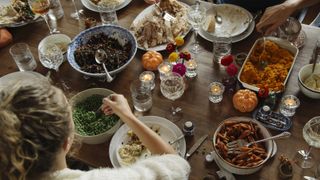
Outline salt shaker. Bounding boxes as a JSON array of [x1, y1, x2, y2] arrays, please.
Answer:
[[183, 121, 195, 136], [259, 105, 271, 120]]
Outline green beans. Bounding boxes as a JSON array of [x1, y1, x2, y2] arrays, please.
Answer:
[[73, 94, 119, 136]]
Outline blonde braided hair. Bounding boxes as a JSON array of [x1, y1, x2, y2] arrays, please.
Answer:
[[0, 81, 71, 180]]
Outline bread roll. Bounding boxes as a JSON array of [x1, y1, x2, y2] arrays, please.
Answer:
[[0, 29, 12, 48], [203, 15, 215, 33]]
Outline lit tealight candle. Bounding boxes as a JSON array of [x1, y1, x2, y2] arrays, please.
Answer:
[[139, 71, 155, 90], [185, 59, 198, 78], [209, 82, 225, 103], [280, 95, 300, 117], [284, 98, 296, 106], [186, 60, 197, 69], [158, 62, 172, 80]]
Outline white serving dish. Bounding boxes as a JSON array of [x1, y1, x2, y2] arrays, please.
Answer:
[[213, 116, 273, 175], [298, 63, 320, 99], [237, 37, 299, 93], [38, 33, 71, 54], [70, 88, 122, 144], [81, 0, 132, 12]]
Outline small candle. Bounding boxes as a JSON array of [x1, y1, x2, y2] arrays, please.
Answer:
[[139, 71, 155, 90], [284, 99, 296, 106], [209, 82, 225, 103], [280, 95, 300, 117], [185, 59, 198, 78], [158, 62, 172, 80]]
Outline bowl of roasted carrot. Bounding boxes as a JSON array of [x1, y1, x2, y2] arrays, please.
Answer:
[[213, 116, 273, 175]]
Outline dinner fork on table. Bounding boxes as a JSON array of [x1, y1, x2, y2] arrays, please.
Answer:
[[226, 131, 291, 154]]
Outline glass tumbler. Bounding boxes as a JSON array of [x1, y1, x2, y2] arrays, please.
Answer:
[[130, 80, 153, 112], [209, 82, 225, 103], [9, 43, 37, 71], [99, 4, 118, 25], [279, 95, 300, 117], [213, 36, 232, 64]]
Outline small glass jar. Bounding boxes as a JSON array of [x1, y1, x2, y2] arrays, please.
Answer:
[[279, 95, 300, 117], [208, 82, 225, 103], [139, 71, 155, 90], [158, 62, 172, 80], [185, 59, 198, 78]]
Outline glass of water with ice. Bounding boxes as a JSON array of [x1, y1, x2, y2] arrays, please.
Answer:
[[130, 80, 153, 112], [38, 44, 64, 71], [9, 43, 37, 71]]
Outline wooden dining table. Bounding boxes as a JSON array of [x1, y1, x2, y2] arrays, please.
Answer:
[[0, 0, 319, 179]]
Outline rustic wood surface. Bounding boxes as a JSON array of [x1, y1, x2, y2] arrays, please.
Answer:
[[0, 0, 319, 179]]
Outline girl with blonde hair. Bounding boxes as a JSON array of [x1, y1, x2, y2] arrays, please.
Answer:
[[0, 72, 190, 180]]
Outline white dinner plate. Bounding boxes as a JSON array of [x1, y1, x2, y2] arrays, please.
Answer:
[[109, 116, 186, 167], [81, 0, 132, 12], [199, 19, 255, 43], [0, 0, 40, 28], [131, 2, 191, 51]]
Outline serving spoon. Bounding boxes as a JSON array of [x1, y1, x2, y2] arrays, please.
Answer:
[[95, 49, 114, 82]]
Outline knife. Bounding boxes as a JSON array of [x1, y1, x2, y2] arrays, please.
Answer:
[[185, 135, 208, 159]]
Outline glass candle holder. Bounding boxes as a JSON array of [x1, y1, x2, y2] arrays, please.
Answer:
[[209, 82, 225, 103], [158, 62, 172, 80], [185, 59, 198, 78], [279, 95, 300, 117], [139, 71, 155, 90]]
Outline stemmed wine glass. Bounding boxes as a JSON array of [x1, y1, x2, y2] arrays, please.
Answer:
[[160, 72, 185, 122], [187, 2, 206, 54], [295, 116, 320, 168], [28, 0, 54, 34], [71, 0, 84, 20]]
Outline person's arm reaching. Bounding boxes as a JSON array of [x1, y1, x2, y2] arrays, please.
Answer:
[[256, 0, 320, 35], [102, 94, 176, 155]]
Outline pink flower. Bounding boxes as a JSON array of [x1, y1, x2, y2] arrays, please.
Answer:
[[226, 63, 238, 77], [172, 63, 186, 76], [221, 55, 234, 66]]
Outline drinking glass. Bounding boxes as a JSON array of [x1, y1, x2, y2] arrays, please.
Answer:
[[187, 3, 206, 54], [160, 72, 185, 121], [279, 95, 300, 117], [295, 116, 320, 169], [71, 0, 84, 20], [208, 82, 225, 103], [28, 0, 54, 34], [99, 4, 118, 25], [213, 36, 232, 64], [278, 17, 301, 43], [38, 44, 64, 71], [9, 43, 37, 71], [130, 80, 153, 112]]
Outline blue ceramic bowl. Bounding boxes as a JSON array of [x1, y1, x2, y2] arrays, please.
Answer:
[[67, 25, 137, 78]]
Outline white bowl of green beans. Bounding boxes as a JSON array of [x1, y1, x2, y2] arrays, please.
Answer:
[[70, 88, 122, 144]]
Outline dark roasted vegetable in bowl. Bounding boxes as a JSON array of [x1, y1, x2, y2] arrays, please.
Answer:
[[70, 88, 122, 144], [67, 25, 137, 78]]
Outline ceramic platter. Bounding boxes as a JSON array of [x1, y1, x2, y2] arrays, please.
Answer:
[[0, 0, 40, 28], [109, 116, 186, 167]]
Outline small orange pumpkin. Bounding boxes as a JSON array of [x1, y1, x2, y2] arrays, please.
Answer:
[[142, 51, 163, 71], [233, 89, 258, 112]]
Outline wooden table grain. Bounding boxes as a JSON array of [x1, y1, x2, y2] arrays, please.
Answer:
[[0, 0, 319, 179]]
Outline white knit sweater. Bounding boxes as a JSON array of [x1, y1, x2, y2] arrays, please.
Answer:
[[49, 154, 190, 180]]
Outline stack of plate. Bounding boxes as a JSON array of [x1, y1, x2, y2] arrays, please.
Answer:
[[200, 4, 254, 43]]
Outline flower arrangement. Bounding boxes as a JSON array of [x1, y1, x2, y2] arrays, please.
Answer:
[[221, 55, 238, 77], [166, 36, 191, 76]]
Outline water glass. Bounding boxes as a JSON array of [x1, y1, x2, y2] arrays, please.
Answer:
[[278, 17, 301, 43], [130, 80, 153, 112], [99, 4, 118, 25], [185, 59, 198, 78], [209, 82, 225, 103], [9, 43, 37, 71], [213, 37, 232, 64], [38, 44, 64, 71], [279, 95, 300, 117]]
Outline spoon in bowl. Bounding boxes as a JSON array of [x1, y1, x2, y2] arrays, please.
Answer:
[[95, 49, 114, 82]]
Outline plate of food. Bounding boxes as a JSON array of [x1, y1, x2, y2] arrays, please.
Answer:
[[81, 0, 132, 12], [202, 4, 252, 38], [109, 116, 186, 167], [0, 0, 40, 28], [238, 37, 299, 93], [130, 0, 191, 51]]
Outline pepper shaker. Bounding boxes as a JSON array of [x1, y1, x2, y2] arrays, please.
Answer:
[[183, 121, 195, 136]]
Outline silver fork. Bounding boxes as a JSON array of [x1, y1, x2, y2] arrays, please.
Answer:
[[169, 134, 184, 145], [154, 3, 176, 22], [227, 131, 291, 154]]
